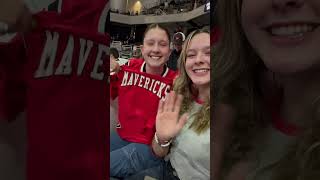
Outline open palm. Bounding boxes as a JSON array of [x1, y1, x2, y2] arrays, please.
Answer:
[[155, 91, 188, 141]]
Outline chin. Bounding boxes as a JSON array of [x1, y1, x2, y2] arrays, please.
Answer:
[[151, 63, 164, 68], [192, 81, 210, 87], [258, 48, 320, 74], [146, 61, 163, 68], [264, 59, 318, 75]]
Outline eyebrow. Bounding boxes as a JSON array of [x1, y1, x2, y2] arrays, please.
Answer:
[[187, 46, 210, 52], [144, 40, 169, 45], [144, 39, 168, 42]]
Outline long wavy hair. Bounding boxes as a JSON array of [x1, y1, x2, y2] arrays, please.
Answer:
[[174, 27, 210, 134], [214, 0, 320, 179]]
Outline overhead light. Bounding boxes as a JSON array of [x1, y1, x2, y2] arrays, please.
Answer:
[[204, 0, 210, 12]]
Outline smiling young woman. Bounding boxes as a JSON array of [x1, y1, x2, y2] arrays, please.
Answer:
[[109, 24, 177, 179], [215, 0, 320, 180]]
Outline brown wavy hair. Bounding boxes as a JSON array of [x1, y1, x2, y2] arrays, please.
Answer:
[[214, 0, 320, 179], [174, 27, 210, 134]]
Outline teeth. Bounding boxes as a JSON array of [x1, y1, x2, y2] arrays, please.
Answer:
[[150, 56, 161, 60], [270, 25, 315, 36], [194, 69, 209, 73]]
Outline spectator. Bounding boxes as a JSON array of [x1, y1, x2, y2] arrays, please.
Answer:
[[110, 48, 119, 61], [167, 32, 185, 71]]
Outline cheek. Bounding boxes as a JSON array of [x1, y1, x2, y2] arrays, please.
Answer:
[[241, 9, 252, 36], [185, 61, 193, 73], [241, 6, 262, 50], [161, 47, 170, 56], [241, 0, 268, 30], [241, 0, 261, 31], [141, 48, 150, 56], [205, 56, 211, 65]]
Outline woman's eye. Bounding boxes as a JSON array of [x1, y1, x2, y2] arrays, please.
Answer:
[[147, 42, 154, 46]]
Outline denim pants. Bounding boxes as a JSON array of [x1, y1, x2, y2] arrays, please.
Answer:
[[110, 132, 163, 178], [124, 160, 180, 180]]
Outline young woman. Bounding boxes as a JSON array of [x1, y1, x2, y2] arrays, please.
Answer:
[[214, 0, 320, 180], [109, 24, 176, 178], [127, 27, 210, 180]]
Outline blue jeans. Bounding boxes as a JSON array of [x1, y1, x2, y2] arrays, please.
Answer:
[[110, 132, 163, 178], [124, 160, 180, 180]]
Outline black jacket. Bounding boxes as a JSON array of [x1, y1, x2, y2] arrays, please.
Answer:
[[167, 49, 181, 71]]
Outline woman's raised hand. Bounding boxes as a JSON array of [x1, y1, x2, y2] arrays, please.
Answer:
[[155, 91, 188, 141]]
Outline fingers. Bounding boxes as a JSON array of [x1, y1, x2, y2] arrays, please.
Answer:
[[174, 94, 183, 113], [164, 91, 184, 113], [177, 113, 188, 130], [157, 98, 164, 114], [164, 91, 175, 112]]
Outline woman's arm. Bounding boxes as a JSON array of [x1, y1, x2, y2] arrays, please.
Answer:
[[151, 136, 170, 158], [152, 91, 188, 157]]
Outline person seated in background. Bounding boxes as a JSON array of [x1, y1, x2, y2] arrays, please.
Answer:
[[110, 48, 119, 62], [132, 48, 142, 59], [167, 32, 185, 71]]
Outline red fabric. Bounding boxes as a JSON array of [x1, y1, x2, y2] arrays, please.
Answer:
[[111, 59, 177, 145], [110, 75, 119, 100], [1, 0, 109, 179], [271, 109, 300, 136], [0, 36, 26, 121], [268, 94, 301, 136], [211, 27, 221, 45], [193, 96, 204, 105]]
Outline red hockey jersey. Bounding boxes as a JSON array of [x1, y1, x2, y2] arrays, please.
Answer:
[[0, 0, 109, 179], [110, 59, 176, 145]]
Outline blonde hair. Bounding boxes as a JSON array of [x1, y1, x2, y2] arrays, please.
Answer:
[[215, 0, 320, 179], [174, 27, 210, 134]]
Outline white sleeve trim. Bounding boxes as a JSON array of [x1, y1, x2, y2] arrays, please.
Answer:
[[0, 33, 17, 43], [24, 0, 55, 13]]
